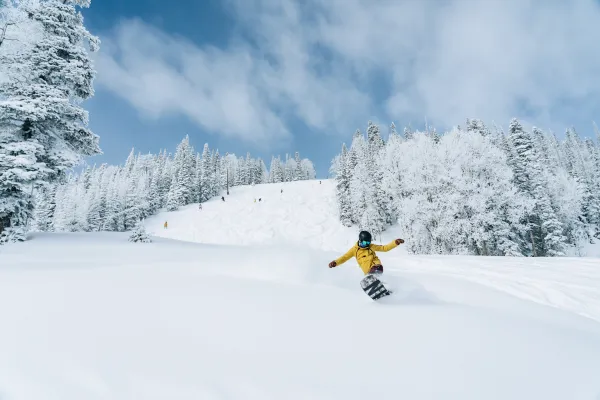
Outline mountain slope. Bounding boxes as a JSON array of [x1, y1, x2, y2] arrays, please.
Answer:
[[145, 180, 396, 252], [1, 180, 600, 399]]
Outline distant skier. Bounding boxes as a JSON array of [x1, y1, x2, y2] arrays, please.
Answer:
[[221, 196, 225, 202], [198, 203, 202, 210], [163, 221, 168, 229], [328, 231, 404, 276]]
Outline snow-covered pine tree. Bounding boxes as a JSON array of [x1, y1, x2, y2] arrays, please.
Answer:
[[32, 183, 57, 232], [365, 121, 387, 234], [124, 171, 142, 231], [257, 158, 268, 183], [242, 153, 252, 185], [214, 149, 224, 195], [52, 173, 82, 232], [333, 143, 352, 226], [159, 151, 172, 209], [507, 118, 566, 256], [0, 0, 101, 242], [293, 152, 303, 181], [235, 156, 243, 186], [124, 148, 135, 174], [217, 151, 228, 190], [149, 164, 161, 213], [129, 219, 152, 243], [557, 128, 592, 247], [388, 122, 398, 140], [223, 153, 236, 190], [194, 152, 202, 202], [348, 129, 385, 237], [379, 124, 403, 226], [466, 118, 491, 137], [269, 156, 283, 183], [200, 144, 216, 201], [86, 164, 106, 232], [171, 136, 195, 205], [208, 149, 218, 196], [166, 173, 181, 212]]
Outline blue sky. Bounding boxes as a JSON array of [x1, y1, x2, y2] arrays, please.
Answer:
[[82, 0, 600, 177]]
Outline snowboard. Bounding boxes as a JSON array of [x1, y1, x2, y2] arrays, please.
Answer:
[[360, 274, 392, 300]]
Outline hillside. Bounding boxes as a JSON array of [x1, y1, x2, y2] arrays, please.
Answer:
[[1, 180, 600, 399], [145, 179, 404, 252]]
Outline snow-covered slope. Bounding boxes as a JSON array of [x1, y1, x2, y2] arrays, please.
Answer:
[[145, 180, 398, 252], [2, 180, 600, 400]]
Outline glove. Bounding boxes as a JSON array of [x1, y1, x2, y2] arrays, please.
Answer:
[[395, 239, 404, 245], [329, 261, 337, 268]]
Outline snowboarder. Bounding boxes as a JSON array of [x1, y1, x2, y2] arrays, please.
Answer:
[[328, 231, 404, 276]]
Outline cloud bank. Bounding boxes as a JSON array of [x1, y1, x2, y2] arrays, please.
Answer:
[[95, 0, 600, 143]]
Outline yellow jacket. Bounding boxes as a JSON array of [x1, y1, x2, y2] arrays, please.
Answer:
[[334, 240, 399, 275]]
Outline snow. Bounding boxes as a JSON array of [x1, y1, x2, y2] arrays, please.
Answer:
[[2, 180, 600, 400], [145, 180, 362, 252]]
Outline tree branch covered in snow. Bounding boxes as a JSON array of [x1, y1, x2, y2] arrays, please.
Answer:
[[331, 119, 600, 257], [31, 136, 316, 233]]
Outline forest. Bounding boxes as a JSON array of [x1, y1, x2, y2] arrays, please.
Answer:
[[331, 119, 600, 256], [32, 136, 316, 233]]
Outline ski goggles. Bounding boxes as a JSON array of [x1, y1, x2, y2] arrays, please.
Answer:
[[359, 240, 371, 248]]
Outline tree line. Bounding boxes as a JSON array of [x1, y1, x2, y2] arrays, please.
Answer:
[[331, 119, 600, 256], [32, 136, 316, 233]]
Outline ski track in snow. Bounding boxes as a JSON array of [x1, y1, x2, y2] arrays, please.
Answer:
[[391, 256, 600, 323]]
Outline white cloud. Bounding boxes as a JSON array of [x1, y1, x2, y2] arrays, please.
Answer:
[[95, 0, 600, 143], [94, 19, 291, 145]]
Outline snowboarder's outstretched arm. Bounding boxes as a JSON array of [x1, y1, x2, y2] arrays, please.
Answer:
[[329, 246, 355, 268], [371, 239, 404, 252]]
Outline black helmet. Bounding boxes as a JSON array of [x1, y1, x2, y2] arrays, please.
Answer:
[[358, 231, 372, 248]]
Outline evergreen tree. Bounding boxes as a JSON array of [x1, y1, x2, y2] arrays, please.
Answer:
[[0, 0, 101, 241], [200, 144, 216, 201], [269, 156, 284, 183], [86, 164, 105, 232], [334, 143, 352, 226], [166, 173, 181, 212], [172, 136, 195, 204], [388, 122, 398, 140], [32, 183, 57, 232], [294, 152, 303, 181], [129, 219, 152, 243], [124, 174, 142, 230], [466, 118, 490, 137], [508, 118, 566, 256]]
